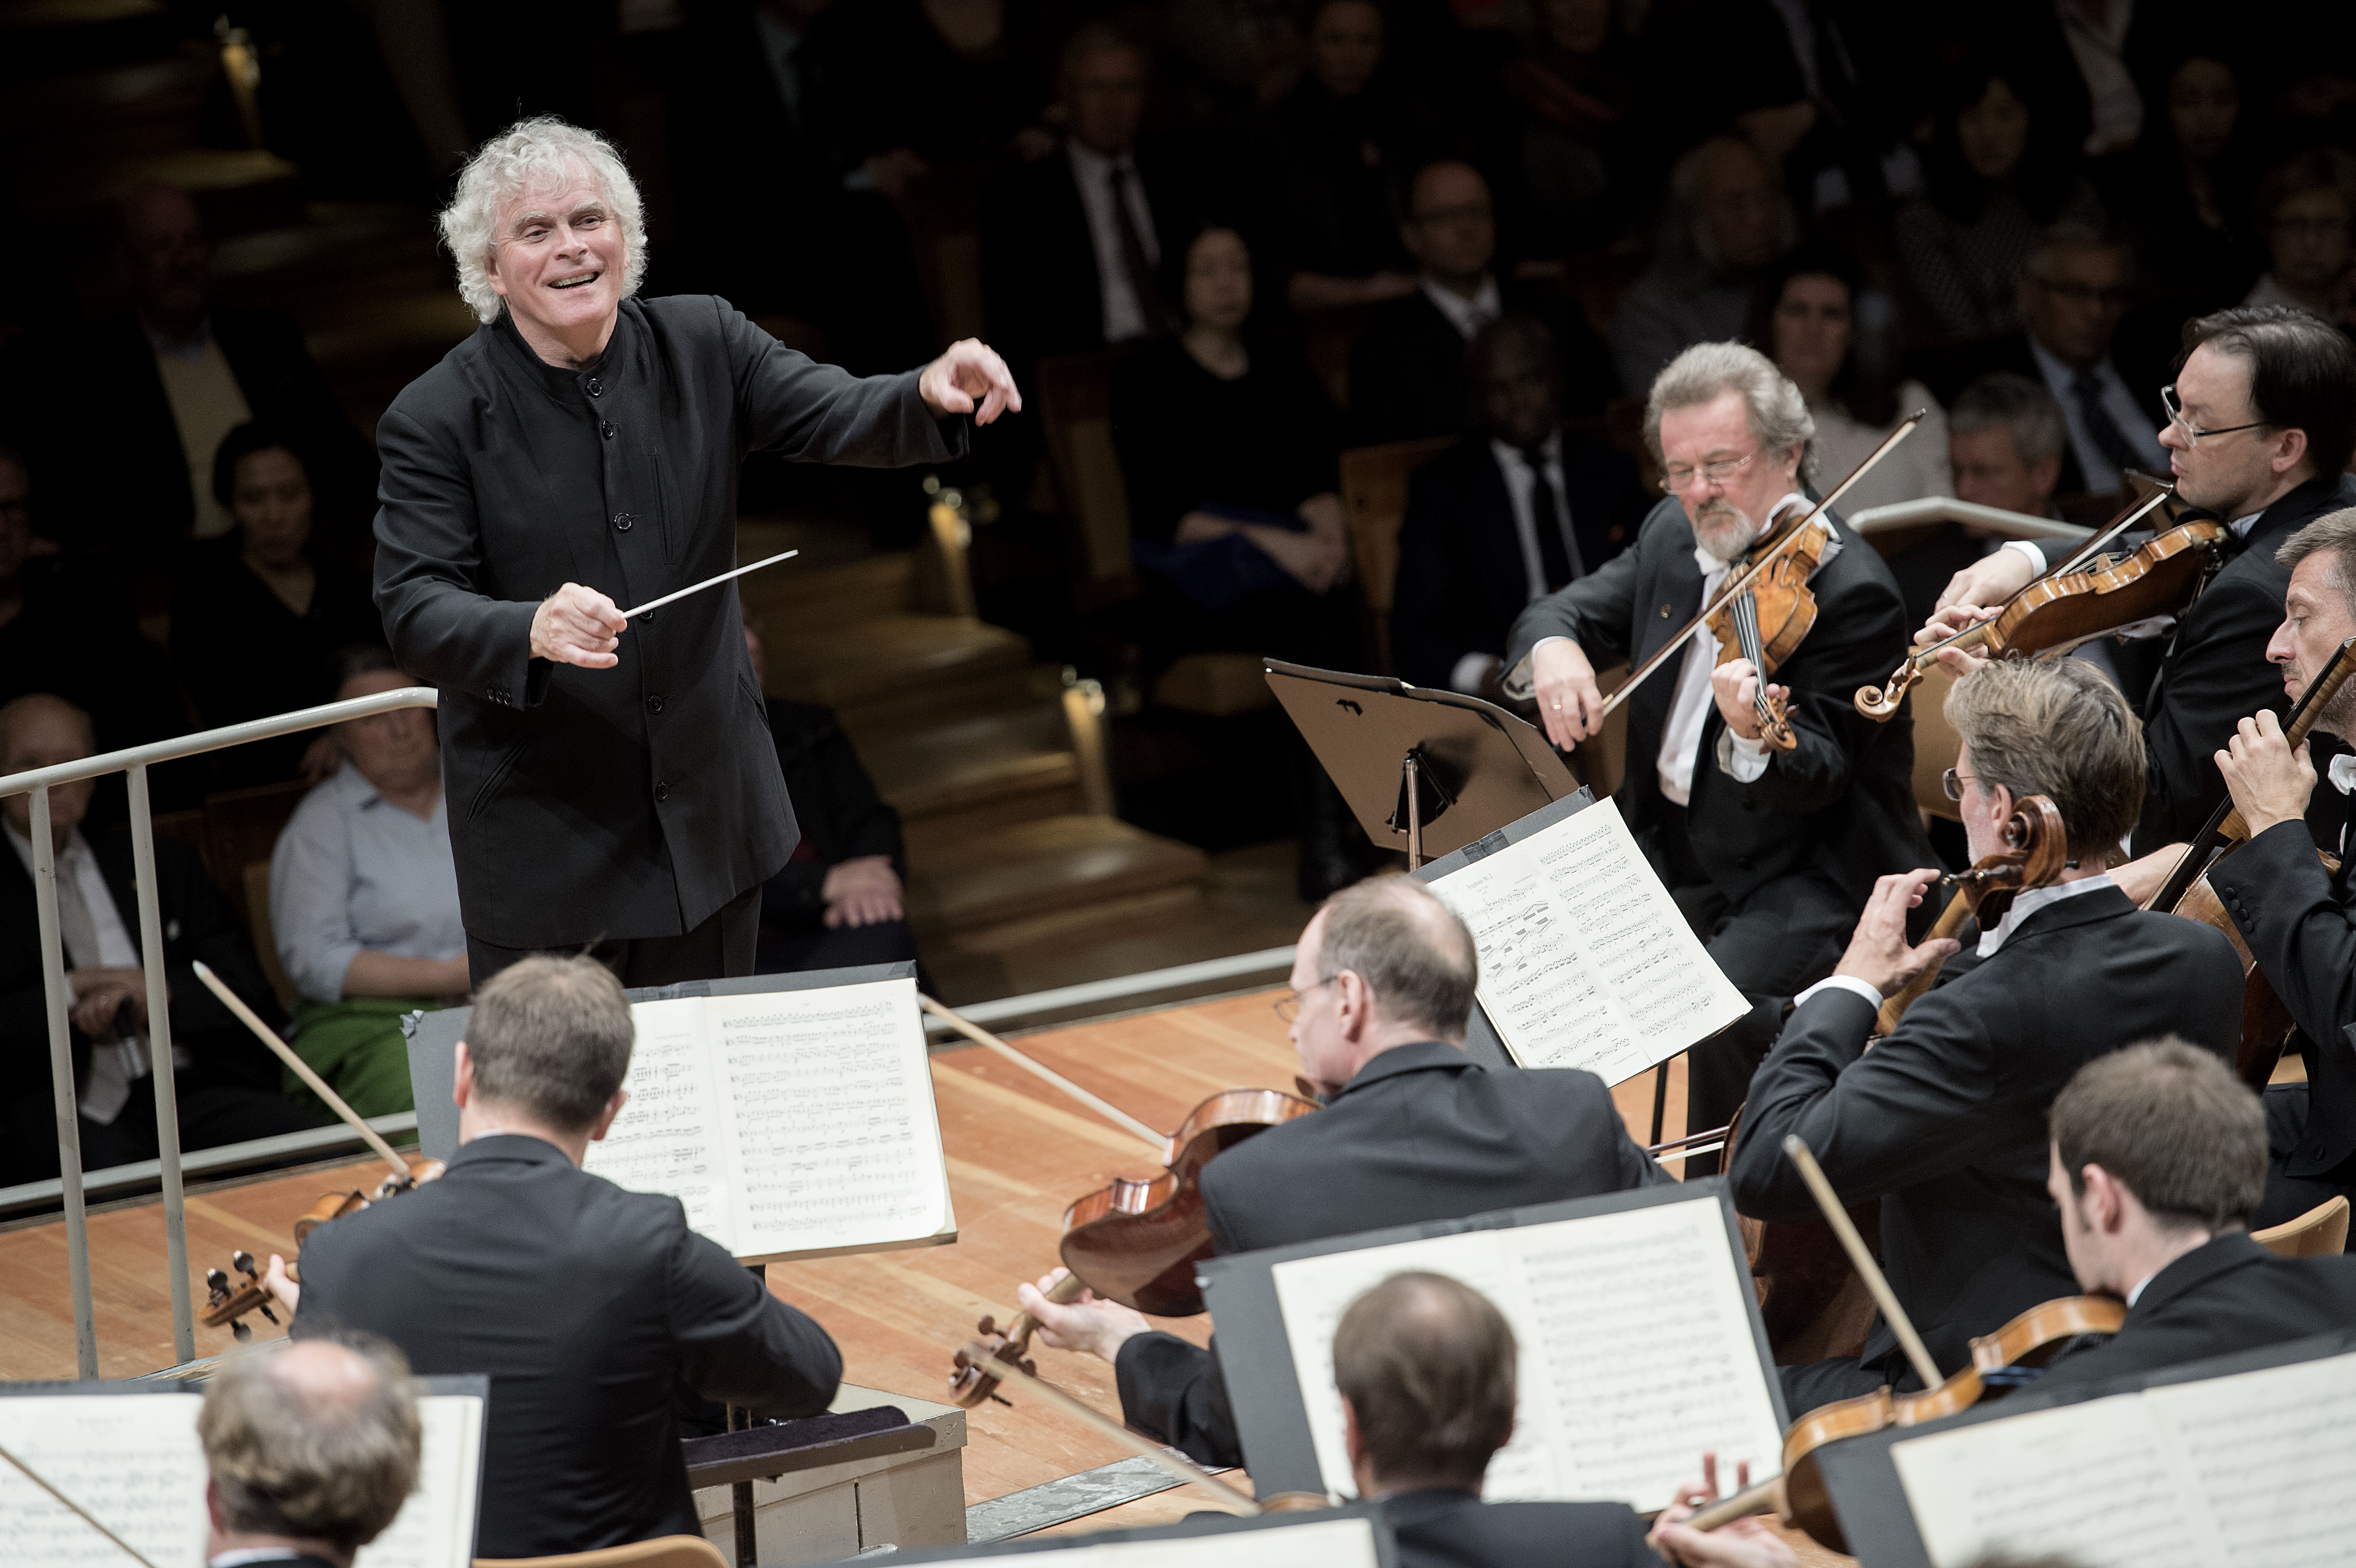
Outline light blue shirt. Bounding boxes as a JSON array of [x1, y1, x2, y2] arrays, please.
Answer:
[[269, 762, 464, 1003]]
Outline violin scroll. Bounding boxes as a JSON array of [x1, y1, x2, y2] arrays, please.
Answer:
[[203, 1251, 282, 1341], [1854, 665, 1920, 721], [950, 1271, 1089, 1409]]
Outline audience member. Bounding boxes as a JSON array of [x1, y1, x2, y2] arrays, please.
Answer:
[[2113, 53, 2262, 314], [273, 954, 843, 1558], [1919, 223, 2170, 499], [1494, 0, 1643, 255], [1331, 1271, 1660, 1568], [269, 647, 465, 1121], [1893, 56, 2108, 343], [1259, 0, 1440, 313], [170, 423, 382, 792], [0, 694, 317, 1186], [1391, 314, 1645, 693], [744, 624, 916, 975], [200, 1335, 422, 1568], [1611, 136, 1793, 395], [59, 184, 371, 557], [1347, 160, 1616, 445], [1750, 245, 1951, 515], [2244, 148, 2356, 329], [1883, 372, 2068, 630]]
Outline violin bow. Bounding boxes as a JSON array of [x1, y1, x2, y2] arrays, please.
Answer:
[[1594, 410, 1926, 725], [1780, 1134, 1943, 1391], [957, 1340, 1265, 1515], [2146, 635, 2356, 913], [920, 994, 1167, 1153], [0, 1438, 164, 1568], [191, 961, 414, 1179], [1905, 483, 2179, 670]]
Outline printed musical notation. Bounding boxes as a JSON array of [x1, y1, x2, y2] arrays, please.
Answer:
[[1428, 800, 1746, 1082], [1269, 1193, 1783, 1514], [582, 979, 952, 1263]]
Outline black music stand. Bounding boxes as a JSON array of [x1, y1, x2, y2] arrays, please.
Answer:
[[1264, 659, 1578, 868]]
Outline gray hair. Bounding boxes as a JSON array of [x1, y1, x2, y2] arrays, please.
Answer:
[[1664, 135, 1792, 270], [465, 953, 634, 1131], [1643, 340, 1816, 478], [2280, 507, 2356, 623], [1316, 875, 1477, 1041], [1951, 371, 2068, 468], [439, 118, 647, 325], [201, 1335, 421, 1557]]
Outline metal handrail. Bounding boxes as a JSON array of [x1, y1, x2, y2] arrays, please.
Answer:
[[6, 685, 438, 1376]]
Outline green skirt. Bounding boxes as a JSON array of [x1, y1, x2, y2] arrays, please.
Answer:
[[284, 996, 451, 1121]]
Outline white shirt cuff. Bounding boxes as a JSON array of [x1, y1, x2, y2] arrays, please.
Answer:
[[2001, 539, 2048, 574], [1449, 652, 1499, 695], [1717, 728, 1772, 782], [1795, 974, 1885, 1009], [1503, 636, 1571, 700]]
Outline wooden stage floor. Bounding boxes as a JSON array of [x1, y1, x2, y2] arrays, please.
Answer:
[[0, 989, 1848, 1557]]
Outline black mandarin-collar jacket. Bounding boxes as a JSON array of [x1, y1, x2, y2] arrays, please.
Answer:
[[372, 296, 965, 946]]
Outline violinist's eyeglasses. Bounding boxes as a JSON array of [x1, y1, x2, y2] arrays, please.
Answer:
[[1273, 975, 1340, 1023], [1942, 767, 1977, 803], [1659, 451, 1756, 495], [2161, 385, 2268, 448]]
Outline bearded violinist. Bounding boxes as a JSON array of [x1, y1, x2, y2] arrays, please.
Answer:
[[1923, 306, 2356, 860], [1503, 341, 1928, 1174], [2188, 509, 2356, 1226], [1016, 876, 1667, 1467], [1729, 659, 2242, 1413]]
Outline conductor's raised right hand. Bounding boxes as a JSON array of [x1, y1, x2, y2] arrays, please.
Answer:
[[532, 583, 627, 669], [1532, 638, 1605, 750]]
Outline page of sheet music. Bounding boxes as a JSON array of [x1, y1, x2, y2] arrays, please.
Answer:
[[581, 996, 735, 1249], [708, 980, 950, 1258], [1428, 800, 1746, 1082], [1269, 1195, 1778, 1512], [1025, 1515, 1384, 1567], [0, 1394, 205, 1568], [2143, 1349, 2356, 1568], [1892, 1396, 2216, 1568], [353, 1394, 485, 1568]]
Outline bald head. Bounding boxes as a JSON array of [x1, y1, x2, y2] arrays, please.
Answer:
[[1308, 875, 1477, 1040], [119, 182, 210, 333], [201, 1335, 421, 1563], [0, 695, 98, 850], [1334, 1271, 1516, 1490]]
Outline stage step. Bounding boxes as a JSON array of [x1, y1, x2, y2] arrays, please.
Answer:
[[861, 706, 1082, 858], [905, 815, 1207, 942], [761, 612, 1037, 739]]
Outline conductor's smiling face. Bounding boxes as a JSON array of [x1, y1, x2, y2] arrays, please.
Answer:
[[486, 163, 626, 343]]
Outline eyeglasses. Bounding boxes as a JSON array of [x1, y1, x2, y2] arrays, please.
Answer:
[[2160, 384, 2268, 448], [1658, 451, 1756, 495], [1273, 975, 1340, 1023], [1941, 767, 1976, 802]]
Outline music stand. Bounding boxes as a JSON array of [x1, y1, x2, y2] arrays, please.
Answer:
[[1264, 659, 1577, 868]]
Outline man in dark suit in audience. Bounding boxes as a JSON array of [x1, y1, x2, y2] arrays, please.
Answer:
[[1730, 660, 2244, 1414], [0, 694, 316, 1186], [270, 954, 842, 1559], [1017, 874, 1668, 1465], [1390, 315, 1646, 692], [1880, 373, 2070, 632], [1347, 161, 1616, 446], [2039, 1040, 2356, 1389]]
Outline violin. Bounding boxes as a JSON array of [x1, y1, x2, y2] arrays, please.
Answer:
[[2150, 637, 2356, 1088], [1874, 795, 2069, 1034], [1702, 503, 1838, 751], [202, 1155, 446, 1339], [1856, 477, 2227, 720]]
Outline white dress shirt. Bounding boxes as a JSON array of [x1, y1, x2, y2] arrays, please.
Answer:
[[2055, 0, 2142, 153], [2028, 337, 2167, 495], [1452, 435, 1587, 694], [1420, 274, 1501, 340], [1065, 140, 1161, 344], [4, 822, 166, 1125]]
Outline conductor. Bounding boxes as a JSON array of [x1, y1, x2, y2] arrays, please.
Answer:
[[374, 119, 1020, 984]]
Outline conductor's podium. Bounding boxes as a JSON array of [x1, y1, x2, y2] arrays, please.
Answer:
[[689, 1385, 969, 1564]]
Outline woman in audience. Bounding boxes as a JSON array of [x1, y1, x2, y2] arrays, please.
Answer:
[[1894, 56, 2106, 342], [269, 646, 467, 1119], [2244, 148, 2356, 329], [1749, 245, 1950, 514], [2113, 53, 2263, 314], [1498, 0, 1644, 255], [170, 423, 379, 790]]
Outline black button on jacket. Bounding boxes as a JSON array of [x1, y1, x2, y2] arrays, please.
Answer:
[[373, 296, 966, 945]]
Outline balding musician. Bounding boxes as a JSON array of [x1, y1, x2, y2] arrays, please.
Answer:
[[1020, 875, 1668, 1466]]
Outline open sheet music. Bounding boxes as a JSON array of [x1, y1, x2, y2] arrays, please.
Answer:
[[1425, 798, 1746, 1081], [580, 975, 953, 1264], [1266, 1192, 1783, 1512], [0, 1387, 482, 1568], [1891, 1347, 2356, 1568]]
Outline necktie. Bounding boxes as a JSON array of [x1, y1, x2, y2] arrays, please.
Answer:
[[1523, 450, 1579, 591], [1107, 163, 1174, 338], [52, 853, 135, 1124], [2070, 370, 2148, 482]]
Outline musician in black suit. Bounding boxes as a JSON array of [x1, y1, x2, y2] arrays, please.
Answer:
[[1505, 341, 1929, 1170], [272, 954, 841, 1559], [2039, 1040, 2356, 1389], [199, 1334, 421, 1568], [1730, 659, 2244, 1413], [1016, 875, 1668, 1465], [2199, 508, 2356, 1224], [371, 120, 1014, 986], [1924, 305, 2356, 857], [1390, 316, 1647, 693]]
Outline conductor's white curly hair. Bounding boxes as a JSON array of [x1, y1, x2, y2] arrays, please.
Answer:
[[439, 117, 648, 325]]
